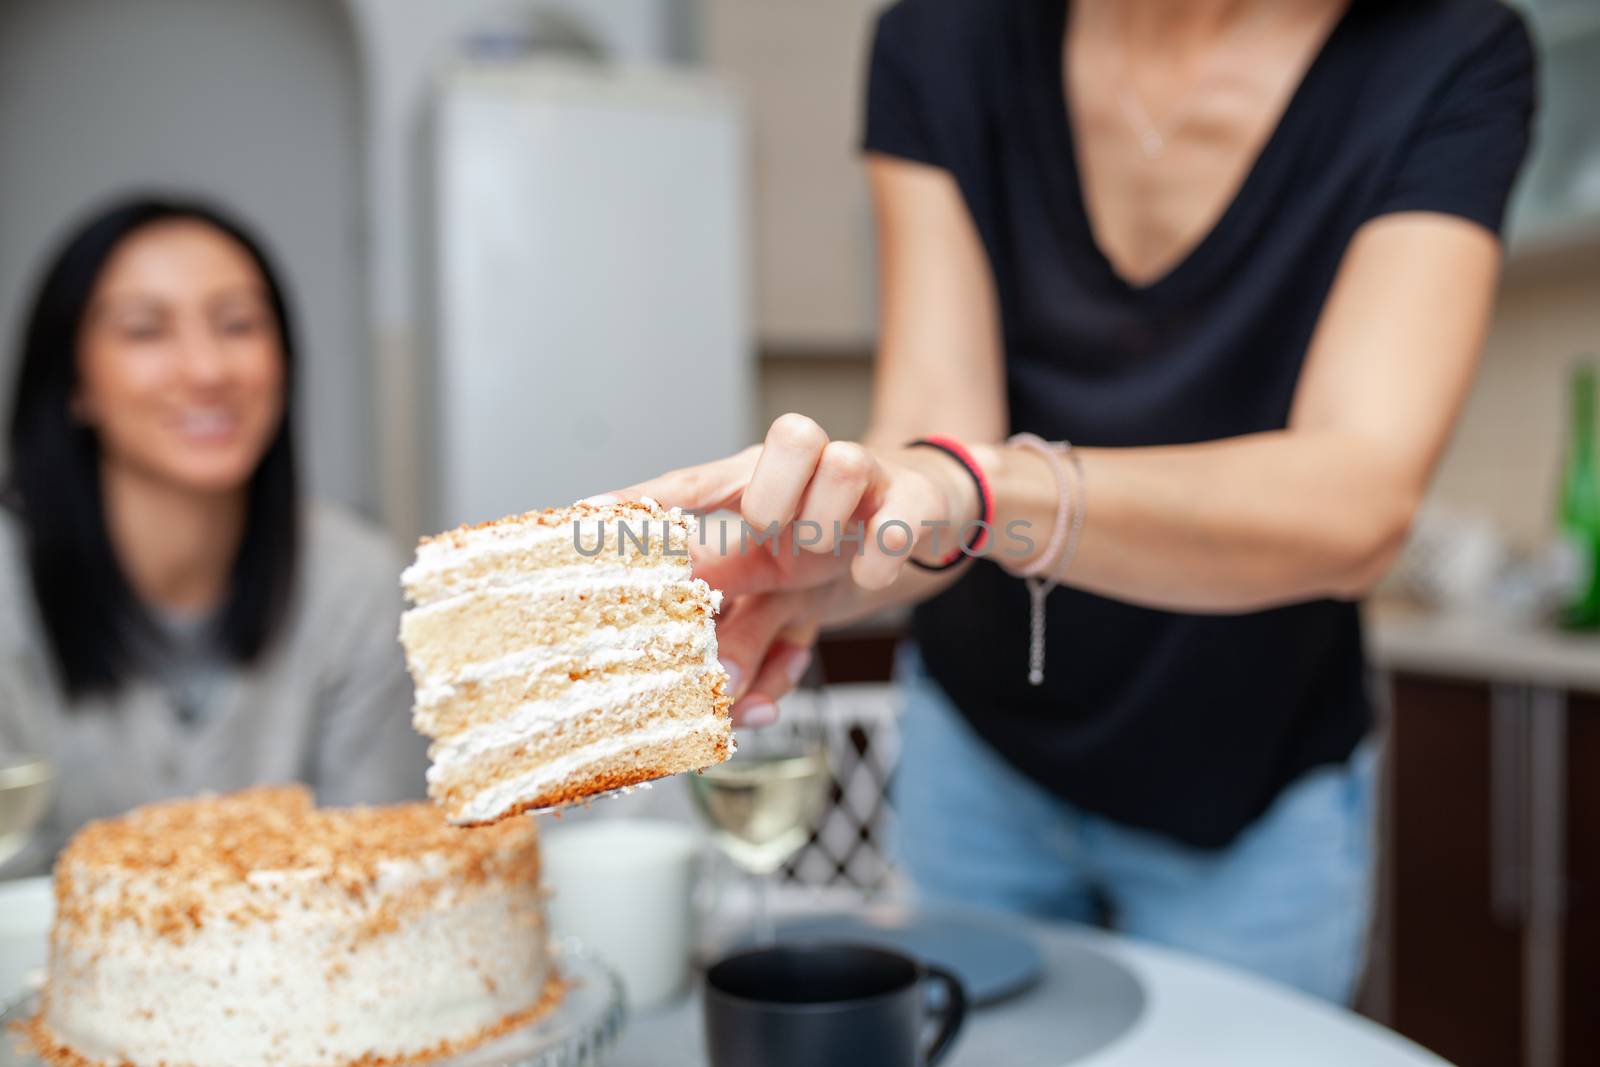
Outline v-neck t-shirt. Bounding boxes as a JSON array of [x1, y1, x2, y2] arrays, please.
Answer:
[[136, 608, 229, 729], [862, 0, 1535, 847]]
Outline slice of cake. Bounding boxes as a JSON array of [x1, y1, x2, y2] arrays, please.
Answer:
[[401, 497, 733, 825], [22, 786, 561, 1067]]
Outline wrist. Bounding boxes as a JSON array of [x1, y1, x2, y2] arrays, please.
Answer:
[[982, 442, 1056, 574], [896, 435, 992, 567], [907, 446, 981, 526]]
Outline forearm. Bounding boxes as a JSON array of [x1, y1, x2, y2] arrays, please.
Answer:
[[821, 427, 1417, 625], [978, 430, 1419, 612]]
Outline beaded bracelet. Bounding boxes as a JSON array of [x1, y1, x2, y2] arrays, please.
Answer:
[[1006, 434, 1087, 686]]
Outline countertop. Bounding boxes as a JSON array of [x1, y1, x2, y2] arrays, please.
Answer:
[[832, 602, 1600, 695], [1363, 601, 1600, 694]]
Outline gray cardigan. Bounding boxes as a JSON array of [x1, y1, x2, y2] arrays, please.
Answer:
[[0, 503, 428, 877]]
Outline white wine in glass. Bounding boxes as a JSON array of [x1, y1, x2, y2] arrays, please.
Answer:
[[689, 752, 830, 876], [0, 754, 53, 869], [690, 688, 832, 942]]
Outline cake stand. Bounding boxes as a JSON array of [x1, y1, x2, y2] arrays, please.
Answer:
[[0, 942, 625, 1067]]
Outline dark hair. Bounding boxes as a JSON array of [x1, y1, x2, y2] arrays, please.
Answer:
[[4, 197, 300, 700]]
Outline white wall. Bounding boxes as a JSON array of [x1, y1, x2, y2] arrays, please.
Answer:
[[0, 0, 371, 510]]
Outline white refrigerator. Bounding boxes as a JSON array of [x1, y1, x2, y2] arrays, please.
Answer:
[[430, 60, 752, 528]]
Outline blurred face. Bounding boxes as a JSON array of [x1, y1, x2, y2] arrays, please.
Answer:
[[74, 220, 285, 496]]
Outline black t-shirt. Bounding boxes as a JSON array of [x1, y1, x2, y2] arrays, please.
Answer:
[[863, 0, 1535, 848]]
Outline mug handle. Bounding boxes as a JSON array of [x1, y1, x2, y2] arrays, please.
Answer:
[[920, 964, 968, 1066]]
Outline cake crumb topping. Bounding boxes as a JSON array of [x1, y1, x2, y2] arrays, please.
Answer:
[[60, 786, 531, 879], [53, 786, 537, 942], [416, 498, 678, 550]]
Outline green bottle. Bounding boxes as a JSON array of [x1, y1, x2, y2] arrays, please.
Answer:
[[1559, 360, 1600, 629]]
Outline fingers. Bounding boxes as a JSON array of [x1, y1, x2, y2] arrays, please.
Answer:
[[794, 441, 876, 554], [732, 640, 813, 728], [853, 470, 947, 590], [614, 416, 961, 603], [715, 591, 805, 704], [616, 445, 761, 513], [741, 413, 829, 532], [617, 414, 856, 555], [691, 535, 850, 599]]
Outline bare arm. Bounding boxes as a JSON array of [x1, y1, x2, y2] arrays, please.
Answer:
[[838, 160, 1499, 613], [978, 210, 1498, 610], [627, 158, 1501, 711], [864, 156, 1007, 449]]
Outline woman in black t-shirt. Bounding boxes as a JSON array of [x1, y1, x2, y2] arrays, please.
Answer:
[[620, 0, 1533, 1002]]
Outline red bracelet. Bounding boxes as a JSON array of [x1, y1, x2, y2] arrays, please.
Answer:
[[905, 435, 994, 570]]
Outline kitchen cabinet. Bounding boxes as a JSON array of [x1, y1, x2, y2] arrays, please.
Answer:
[[1563, 692, 1600, 1063], [1383, 671, 1598, 1067], [1505, 0, 1600, 277], [1386, 675, 1525, 1066]]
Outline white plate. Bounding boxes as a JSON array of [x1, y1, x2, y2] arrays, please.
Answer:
[[1, 941, 625, 1067]]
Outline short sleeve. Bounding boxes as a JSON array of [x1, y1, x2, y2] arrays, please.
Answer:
[[1368, 9, 1536, 233], [861, 3, 946, 169]]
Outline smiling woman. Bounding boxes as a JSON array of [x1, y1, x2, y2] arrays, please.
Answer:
[[0, 198, 426, 874]]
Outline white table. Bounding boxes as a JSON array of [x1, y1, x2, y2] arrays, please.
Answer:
[[0, 879, 1453, 1066], [615, 908, 1456, 1067]]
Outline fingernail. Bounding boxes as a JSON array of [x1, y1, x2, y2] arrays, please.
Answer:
[[719, 658, 743, 694], [739, 702, 778, 728], [579, 493, 620, 505], [785, 646, 814, 686]]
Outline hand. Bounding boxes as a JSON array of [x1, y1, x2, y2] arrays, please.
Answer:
[[617, 414, 981, 724]]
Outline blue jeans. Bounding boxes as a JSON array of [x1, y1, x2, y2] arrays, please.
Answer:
[[892, 648, 1376, 1004]]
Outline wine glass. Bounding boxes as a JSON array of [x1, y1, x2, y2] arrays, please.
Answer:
[[0, 654, 54, 871], [689, 675, 832, 944], [0, 754, 52, 870]]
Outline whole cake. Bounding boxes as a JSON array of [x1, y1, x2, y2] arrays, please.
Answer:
[[401, 497, 733, 825], [22, 786, 561, 1067]]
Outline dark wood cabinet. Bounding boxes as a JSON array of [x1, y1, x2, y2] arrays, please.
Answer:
[[1384, 674, 1596, 1067], [1564, 694, 1600, 1066], [1388, 675, 1525, 1067]]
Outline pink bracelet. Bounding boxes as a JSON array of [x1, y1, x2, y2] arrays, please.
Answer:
[[1008, 433, 1073, 579], [1005, 433, 1087, 686]]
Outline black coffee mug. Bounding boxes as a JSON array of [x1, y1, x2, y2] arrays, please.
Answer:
[[703, 943, 967, 1067]]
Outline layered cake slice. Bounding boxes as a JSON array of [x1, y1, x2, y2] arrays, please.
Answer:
[[23, 786, 560, 1067], [401, 497, 733, 824]]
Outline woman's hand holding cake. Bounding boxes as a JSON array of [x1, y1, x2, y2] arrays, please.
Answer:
[[618, 413, 1000, 725]]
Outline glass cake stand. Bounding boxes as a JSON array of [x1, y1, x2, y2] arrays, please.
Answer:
[[0, 941, 624, 1067]]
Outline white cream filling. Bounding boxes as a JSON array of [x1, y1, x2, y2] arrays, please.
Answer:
[[448, 713, 728, 823], [426, 667, 721, 769], [401, 567, 715, 625], [414, 619, 715, 707]]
